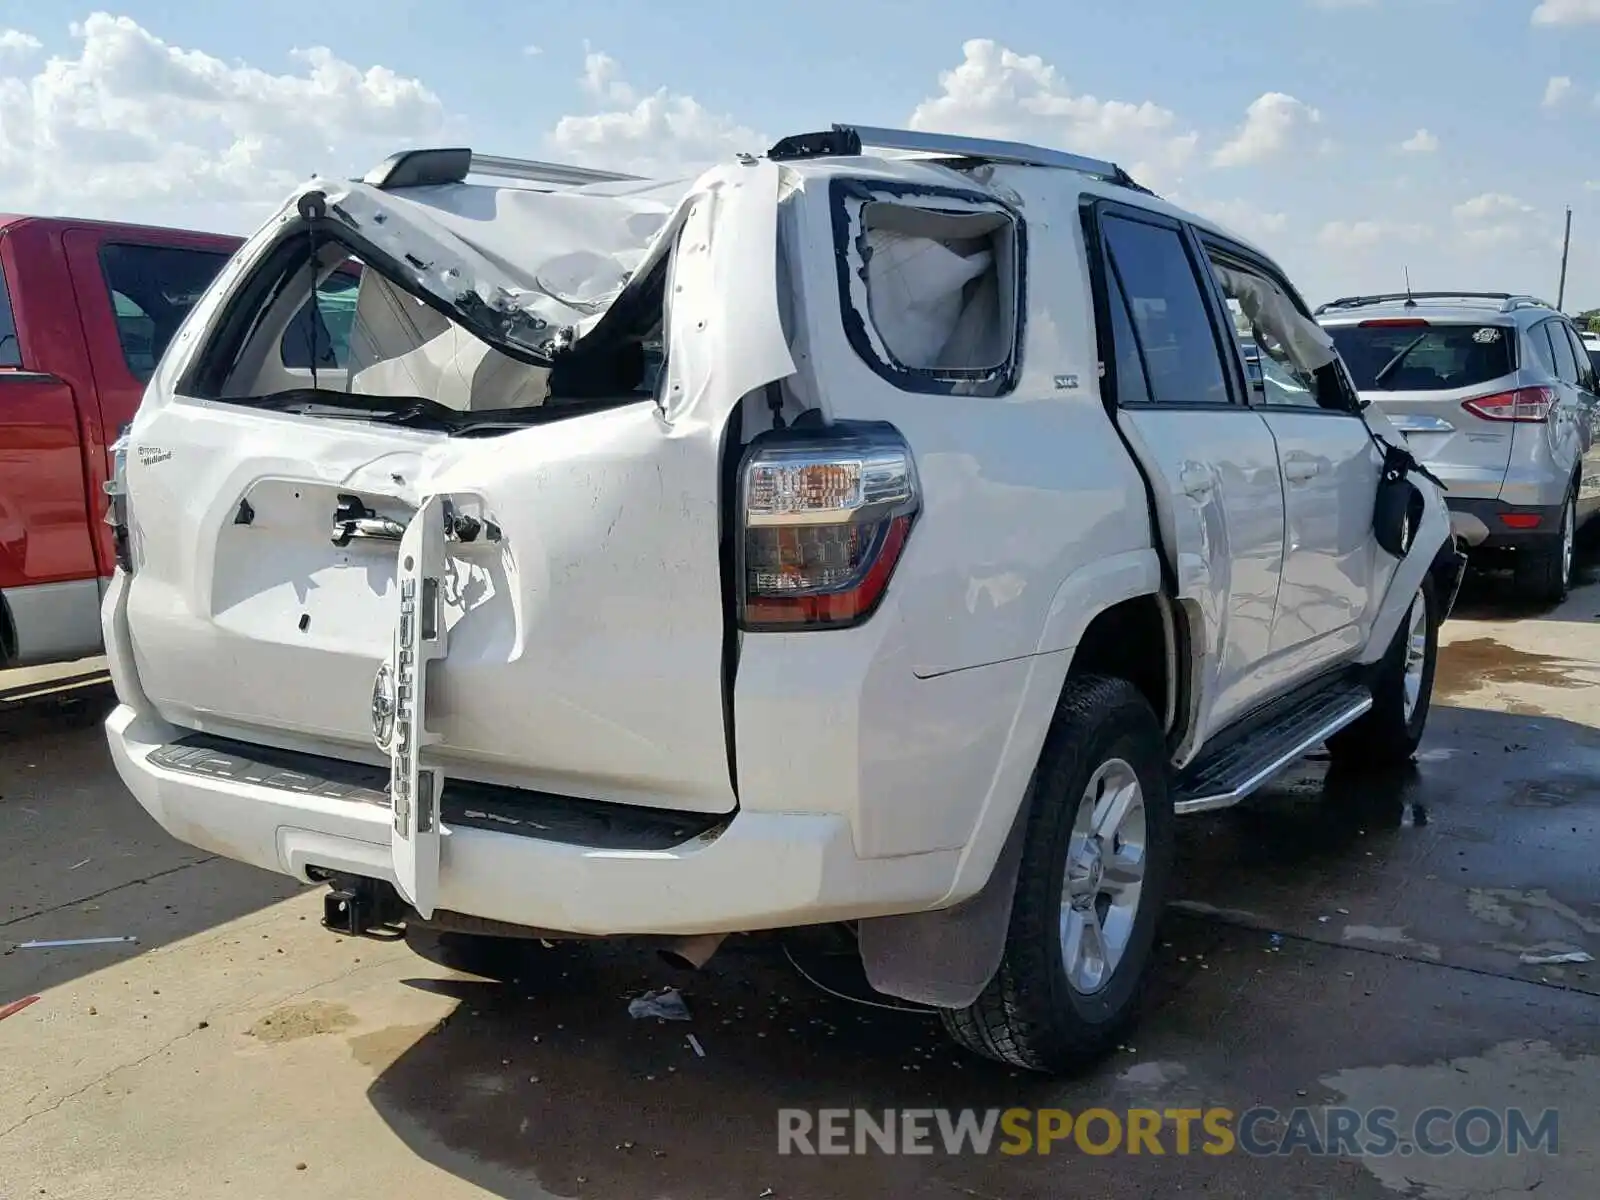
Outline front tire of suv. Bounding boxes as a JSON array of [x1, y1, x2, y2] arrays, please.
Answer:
[[939, 675, 1173, 1074], [1511, 489, 1575, 605], [1327, 576, 1438, 768]]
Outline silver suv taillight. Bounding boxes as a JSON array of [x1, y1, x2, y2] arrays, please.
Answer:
[[737, 422, 919, 630]]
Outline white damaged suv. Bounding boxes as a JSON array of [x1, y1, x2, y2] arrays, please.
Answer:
[[102, 125, 1465, 1073]]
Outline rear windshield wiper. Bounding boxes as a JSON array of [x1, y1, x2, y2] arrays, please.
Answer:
[[1372, 333, 1431, 389]]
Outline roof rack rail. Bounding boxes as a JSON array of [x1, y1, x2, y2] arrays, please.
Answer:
[[766, 123, 1152, 192], [362, 148, 646, 191], [1314, 291, 1555, 316]]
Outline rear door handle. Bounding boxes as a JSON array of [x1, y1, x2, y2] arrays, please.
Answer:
[[1283, 455, 1321, 484]]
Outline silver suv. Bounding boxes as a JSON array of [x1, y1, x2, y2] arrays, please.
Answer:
[[1317, 292, 1600, 602]]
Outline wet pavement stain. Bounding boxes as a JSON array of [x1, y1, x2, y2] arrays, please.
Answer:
[[1172, 701, 1600, 993], [1433, 638, 1592, 699], [1323, 1040, 1597, 1199], [247, 1000, 358, 1044]]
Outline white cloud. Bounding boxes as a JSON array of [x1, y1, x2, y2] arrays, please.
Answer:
[[578, 49, 636, 106], [907, 39, 1199, 188], [0, 28, 41, 55], [1316, 220, 1431, 251], [1454, 192, 1535, 222], [1399, 128, 1438, 153], [1452, 192, 1537, 251], [1544, 75, 1575, 108], [1533, 0, 1600, 24], [548, 51, 763, 177], [1182, 196, 1289, 246], [0, 13, 446, 230], [1212, 92, 1321, 167], [523, 44, 543, 57]]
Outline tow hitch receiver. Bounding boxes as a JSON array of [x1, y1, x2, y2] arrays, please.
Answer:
[[320, 877, 406, 936], [323, 888, 369, 934]]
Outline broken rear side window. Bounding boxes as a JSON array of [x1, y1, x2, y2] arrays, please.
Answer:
[[833, 180, 1023, 396], [184, 226, 665, 432]]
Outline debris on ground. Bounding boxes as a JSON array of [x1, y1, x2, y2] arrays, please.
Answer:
[[0, 995, 41, 1022], [1519, 951, 1594, 965], [14, 935, 138, 950], [629, 987, 691, 1021], [687, 1033, 706, 1057]]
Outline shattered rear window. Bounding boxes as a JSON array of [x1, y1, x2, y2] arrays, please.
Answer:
[[188, 226, 665, 432], [833, 179, 1023, 396]]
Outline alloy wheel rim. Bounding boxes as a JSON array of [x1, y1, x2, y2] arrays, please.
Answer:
[[1060, 758, 1147, 995], [1402, 590, 1428, 723], [1562, 495, 1575, 585]]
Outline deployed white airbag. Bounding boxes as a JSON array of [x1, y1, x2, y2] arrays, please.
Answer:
[[1214, 263, 1336, 373], [345, 272, 550, 410], [865, 229, 994, 369]]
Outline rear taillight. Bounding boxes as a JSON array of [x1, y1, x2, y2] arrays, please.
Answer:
[[104, 432, 133, 572], [738, 423, 919, 631], [1462, 387, 1554, 423], [1359, 318, 1430, 328]]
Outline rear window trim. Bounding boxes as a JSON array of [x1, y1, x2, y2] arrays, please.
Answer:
[[827, 176, 1026, 398]]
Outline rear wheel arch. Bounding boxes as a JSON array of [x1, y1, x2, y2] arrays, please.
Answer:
[[857, 589, 1186, 1010], [1068, 598, 1171, 729]]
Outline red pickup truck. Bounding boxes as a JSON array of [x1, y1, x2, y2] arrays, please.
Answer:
[[0, 214, 356, 668]]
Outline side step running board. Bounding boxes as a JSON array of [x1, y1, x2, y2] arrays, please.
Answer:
[[1173, 682, 1373, 815]]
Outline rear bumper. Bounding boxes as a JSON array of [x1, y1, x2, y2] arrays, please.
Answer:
[[105, 702, 961, 936], [1446, 496, 1565, 551]]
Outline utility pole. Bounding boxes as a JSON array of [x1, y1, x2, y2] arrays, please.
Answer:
[[1557, 206, 1573, 310]]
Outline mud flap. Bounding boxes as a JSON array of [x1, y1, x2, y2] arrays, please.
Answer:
[[387, 495, 450, 918], [855, 783, 1033, 1008]]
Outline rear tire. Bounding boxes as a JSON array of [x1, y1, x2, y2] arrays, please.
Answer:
[[1328, 577, 1438, 768], [1512, 491, 1574, 604], [939, 675, 1173, 1074]]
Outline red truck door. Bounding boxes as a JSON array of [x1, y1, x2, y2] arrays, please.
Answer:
[[59, 228, 237, 576], [0, 235, 104, 664]]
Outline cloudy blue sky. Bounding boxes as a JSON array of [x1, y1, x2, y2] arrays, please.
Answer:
[[1, 1, 1597, 308]]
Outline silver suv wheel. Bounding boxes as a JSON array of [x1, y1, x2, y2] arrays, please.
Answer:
[[1562, 492, 1575, 586], [1401, 589, 1428, 724], [1062, 758, 1148, 995]]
